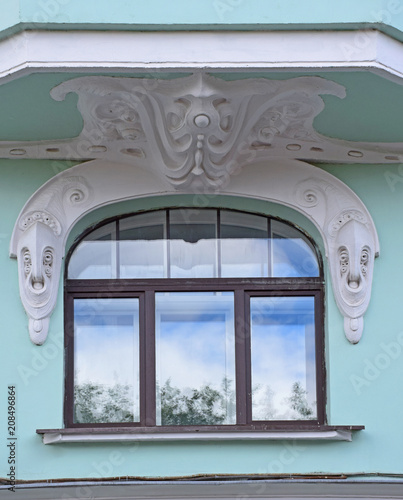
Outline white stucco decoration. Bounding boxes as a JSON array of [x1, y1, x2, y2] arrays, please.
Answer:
[[10, 159, 379, 345], [1, 72, 403, 179]]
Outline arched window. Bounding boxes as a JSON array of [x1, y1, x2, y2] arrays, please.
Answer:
[[64, 208, 325, 430]]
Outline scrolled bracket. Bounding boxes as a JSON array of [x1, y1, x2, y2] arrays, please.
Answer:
[[295, 180, 378, 344]]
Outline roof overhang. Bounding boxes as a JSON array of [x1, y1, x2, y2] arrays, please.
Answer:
[[1, 29, 403, 85]]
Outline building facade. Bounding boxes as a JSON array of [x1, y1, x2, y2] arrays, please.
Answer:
[[1, 1, 403, 498]]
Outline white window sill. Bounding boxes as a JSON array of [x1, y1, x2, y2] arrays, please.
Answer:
[[37, 426, 363, 444]]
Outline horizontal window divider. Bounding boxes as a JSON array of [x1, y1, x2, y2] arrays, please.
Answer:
[[65, 278, 324, 293], [37, 426, 364, 445]]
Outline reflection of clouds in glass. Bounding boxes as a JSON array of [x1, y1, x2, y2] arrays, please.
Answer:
[[155, 292, 236, 425], [74, 299, 140, 418], [272, 238, 319, 277], [221, 239, 269, 277], [120, 240, 166, 278], [75, 325, 139, 386], [252, 325, 308, 419], [157, 321, 234, 390], [69, 241, 116, 279], [170, 240, 217, 278], [251, 296, 316, 420]]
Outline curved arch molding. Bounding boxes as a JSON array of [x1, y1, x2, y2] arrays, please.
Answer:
[[10, 159, 379, 345]]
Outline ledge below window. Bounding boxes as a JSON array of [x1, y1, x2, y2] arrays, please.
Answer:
[[37, 426, 364, 444]]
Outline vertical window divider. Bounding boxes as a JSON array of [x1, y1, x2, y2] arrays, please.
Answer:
[[267, 218, 272, 277], [143, 290, 156, 426], [315, 288, 326, 425], [64, 292, 75, 427], [166, 210, 171, 279], [234, 287, 248, 425], [217, 209, 221, 278], [115, 220, 120, 280]]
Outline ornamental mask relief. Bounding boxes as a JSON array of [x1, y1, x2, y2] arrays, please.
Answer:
[[330, 215, 376, 344], [17, 221, 62, 345]]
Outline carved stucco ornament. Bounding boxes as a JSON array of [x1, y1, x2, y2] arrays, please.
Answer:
[[11, 176, 93, 345], [48, 74, 348, 189], [10, 159, 379, 345], [0, 73, 402, 185], [295, 180, 378, 343]]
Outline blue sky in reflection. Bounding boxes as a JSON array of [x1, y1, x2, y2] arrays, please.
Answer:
[[251, 296, 316, 420], [74, 299, 140, 392], [155, 293, 236, 424]]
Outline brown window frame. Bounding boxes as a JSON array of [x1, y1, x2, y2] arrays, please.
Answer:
[[64, 209, 326, 431]]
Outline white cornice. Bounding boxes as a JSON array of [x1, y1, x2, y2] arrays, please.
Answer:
[[1, 30, 403, 84]]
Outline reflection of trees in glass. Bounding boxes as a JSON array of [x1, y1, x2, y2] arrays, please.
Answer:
[[160, 377, 235, 425], [74, 382, 135, 423], [74, 379, 315, 424], [252, 383, 277, 420], [286, 381, 315, 419], [253, 381, 316, 420]]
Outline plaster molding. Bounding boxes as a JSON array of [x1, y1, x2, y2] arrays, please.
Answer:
[[10, 159, 379, 345], [1, 73, 403, 177], [48, 74, 346, 189]]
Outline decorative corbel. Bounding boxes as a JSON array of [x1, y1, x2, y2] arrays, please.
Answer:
[[295, 179, 378, 343]]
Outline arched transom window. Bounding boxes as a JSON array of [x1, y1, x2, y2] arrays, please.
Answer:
[[65, 208, 324, 430]]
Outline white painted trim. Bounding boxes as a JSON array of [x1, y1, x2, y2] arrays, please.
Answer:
[[40, 430, 353, 444], [1, 30, 403, 84], [10, 159, 379, 345]]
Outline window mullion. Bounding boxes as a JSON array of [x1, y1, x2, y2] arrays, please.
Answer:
[[234, 288, 249, 425], [142, 290, 156, 426]]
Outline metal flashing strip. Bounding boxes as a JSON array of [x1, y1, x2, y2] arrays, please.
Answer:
[[2, 478, 403, 500]]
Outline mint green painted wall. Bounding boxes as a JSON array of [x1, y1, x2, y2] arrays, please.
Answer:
[[1, 0, 403, 37], [1, 159, 402, 480], [18, 0, 380, 26], [0, 0, 19, 32]]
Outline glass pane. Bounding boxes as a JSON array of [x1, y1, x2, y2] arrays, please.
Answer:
[[119, 211, 167, 278], [271, 220, 319, 277], [68, 223, 117, 279], [250, 296, 317, 421], [155, 292, 236, 425], [220, 211, 269, 277], [74, 298, 140, 423], [169, 209, 218, 278]]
